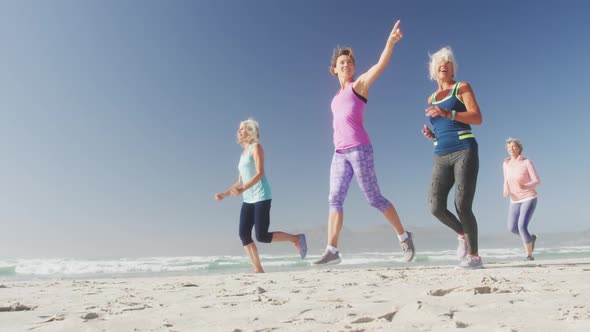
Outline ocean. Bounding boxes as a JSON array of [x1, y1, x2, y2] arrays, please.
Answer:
[[2, 245, 590, 280]]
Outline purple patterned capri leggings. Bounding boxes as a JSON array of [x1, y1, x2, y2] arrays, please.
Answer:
[[329, 144, 392, 213]]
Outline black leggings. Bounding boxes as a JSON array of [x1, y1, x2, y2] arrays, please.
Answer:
[[429, 146, 479, 254], [239, 199, 274, 246]]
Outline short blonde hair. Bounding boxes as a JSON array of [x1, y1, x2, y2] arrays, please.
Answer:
[[428, 46, 457, 81], [505, 137, 523, 151], [329, 46, 355, 76], [240, 119, 260, 144]]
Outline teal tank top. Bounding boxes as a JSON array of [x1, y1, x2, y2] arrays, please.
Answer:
[[238, 144, 272, 203]]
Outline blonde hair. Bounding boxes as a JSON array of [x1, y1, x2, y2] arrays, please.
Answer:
[[240, 119, 260, 144], [428, 46, 457, 81], [505, 137, 523, 151], [329, 46, 355, 76]]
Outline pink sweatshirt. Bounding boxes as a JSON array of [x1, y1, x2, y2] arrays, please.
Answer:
[[503, 155, 540, 203]]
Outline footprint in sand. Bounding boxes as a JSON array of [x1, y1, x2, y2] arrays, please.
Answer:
[[0, 302, 35, 312], [351, 317, 374, 324], [428, 288, 459, 296]]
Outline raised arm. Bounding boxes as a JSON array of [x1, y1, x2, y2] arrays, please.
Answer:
[[354, 19, 403, 97]]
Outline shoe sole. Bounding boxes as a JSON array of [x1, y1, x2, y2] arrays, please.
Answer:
[[312, 258, 341, 266]]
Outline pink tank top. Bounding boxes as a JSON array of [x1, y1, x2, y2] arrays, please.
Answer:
[[331, 83, 371, 151]]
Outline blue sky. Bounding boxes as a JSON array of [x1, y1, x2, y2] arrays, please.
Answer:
[[1, 1, 589, 258]]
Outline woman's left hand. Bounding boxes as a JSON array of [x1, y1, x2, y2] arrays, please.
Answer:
[[425, 105, 450, 118]]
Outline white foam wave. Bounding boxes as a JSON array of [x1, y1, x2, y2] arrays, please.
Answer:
[[2, 246, 589, 279]]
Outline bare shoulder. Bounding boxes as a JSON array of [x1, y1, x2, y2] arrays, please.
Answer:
[[251, 143, 264, 156], [352, 78, 369, 97], [252, 142, 263, 151], [458, 81, 475, 94]]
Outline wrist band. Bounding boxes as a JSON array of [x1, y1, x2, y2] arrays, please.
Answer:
[[451, 110, 456, 121]]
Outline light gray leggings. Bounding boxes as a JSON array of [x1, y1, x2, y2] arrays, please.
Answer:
[[508, 197, 537, 244], [428, 146, 479, 254]]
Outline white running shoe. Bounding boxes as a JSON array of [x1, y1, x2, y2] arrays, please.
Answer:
[[456, 255, 483, 270], [456, 236, 468, 260]]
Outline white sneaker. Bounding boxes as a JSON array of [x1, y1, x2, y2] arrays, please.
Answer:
[[456, 255, 483, 270], [456, 236, 467, 260]]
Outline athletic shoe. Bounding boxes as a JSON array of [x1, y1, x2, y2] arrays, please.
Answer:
[[456, 255, 483, 270], [295, 234, 307, 259], [526, 255, 535, 261], [312, 250, 341, 265], [400, 232, 415, 262], [456, 236, 468, 260]]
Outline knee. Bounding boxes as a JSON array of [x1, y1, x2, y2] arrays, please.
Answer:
[[429, 199, 446, 217], [367, 195, 389, 212], [329, 193, 344, 212], [239, 232, 253, 246], [508, 225, 519, 235], [255, 231, 273, 244], [455, 204, 473, 220]]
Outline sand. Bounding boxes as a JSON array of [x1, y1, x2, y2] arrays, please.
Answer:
[[1, 258, 589, 332]]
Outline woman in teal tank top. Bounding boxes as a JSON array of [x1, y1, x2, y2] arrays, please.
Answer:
[[215, 119, 307, 273]]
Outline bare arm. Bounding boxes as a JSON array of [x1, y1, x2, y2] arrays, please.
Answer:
[[425, 82, 483, 125], [215, 175, 242, 201], [456, 82, 482, 124], [231, 143, 265, 196], [354, 19, 403, 97]]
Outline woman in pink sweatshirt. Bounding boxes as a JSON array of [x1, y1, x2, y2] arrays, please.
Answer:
[[503, 137, 540, 260]]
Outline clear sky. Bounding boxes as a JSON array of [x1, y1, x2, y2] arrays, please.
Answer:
[[1, 0, 589, 258]]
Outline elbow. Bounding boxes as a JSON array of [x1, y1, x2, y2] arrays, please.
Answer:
[[473, 114, 483, 125]]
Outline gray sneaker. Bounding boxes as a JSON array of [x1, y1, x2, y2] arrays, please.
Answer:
[[312, 250, 341, 265], [456, 255, 483, 270], [400, 232, 415, 262]]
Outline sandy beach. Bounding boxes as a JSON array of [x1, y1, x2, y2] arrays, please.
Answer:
[[1, 258, 589, 332]]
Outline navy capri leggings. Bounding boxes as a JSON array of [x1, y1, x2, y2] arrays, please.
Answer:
[[239, 199, 274, 246]]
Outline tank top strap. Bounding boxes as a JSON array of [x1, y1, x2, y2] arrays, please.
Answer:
[[429, 91, 437, 105], [247, 143, 256, 156], [452, 81, 461, 98]]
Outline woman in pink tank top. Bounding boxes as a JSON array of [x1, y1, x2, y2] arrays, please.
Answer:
[[313, 20, 416, 265]]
